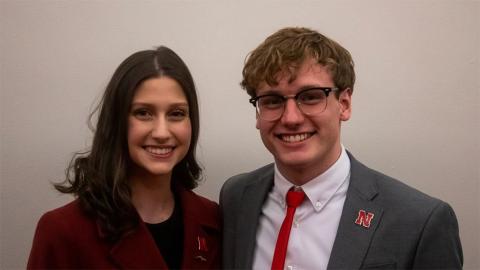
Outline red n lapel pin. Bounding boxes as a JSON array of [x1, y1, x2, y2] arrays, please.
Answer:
[[355, 210, 374, 228], [197, 236, 208, 252]]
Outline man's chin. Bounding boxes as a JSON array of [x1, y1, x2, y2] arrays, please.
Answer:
[[274, 155, 313, 169]]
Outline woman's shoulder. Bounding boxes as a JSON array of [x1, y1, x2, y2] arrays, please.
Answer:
[[40, 199, 83, 218], [179, 188, 219, 225], [182, 189, 218, 209], [36, 199, 95, 233]]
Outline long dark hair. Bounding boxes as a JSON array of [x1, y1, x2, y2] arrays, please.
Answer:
[[55, 46, 202, 241]]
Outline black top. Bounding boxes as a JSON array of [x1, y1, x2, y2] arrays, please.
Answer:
[[146, 198, 184, 270]]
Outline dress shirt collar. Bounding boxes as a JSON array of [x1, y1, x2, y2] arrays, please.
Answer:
[[273, 145, 351, 211]]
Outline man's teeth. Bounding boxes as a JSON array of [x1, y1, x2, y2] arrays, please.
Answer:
[[281, 133, 311, 142], [146, 146, 173, 155]]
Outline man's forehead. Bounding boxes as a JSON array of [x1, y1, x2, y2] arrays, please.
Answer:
[[256, 60, 331, 91]]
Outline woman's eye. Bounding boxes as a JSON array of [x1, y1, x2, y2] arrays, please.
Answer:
[[168, 109, 188, 120], [133, 109, 153, 120]]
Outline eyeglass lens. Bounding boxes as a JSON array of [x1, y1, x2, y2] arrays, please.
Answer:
[[256, 88, 329, 120]]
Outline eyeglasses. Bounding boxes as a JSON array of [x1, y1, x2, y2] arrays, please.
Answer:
[[249, 87, 339, 121]]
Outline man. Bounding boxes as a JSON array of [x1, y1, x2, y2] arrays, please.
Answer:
[[220, 27, 462, 270]]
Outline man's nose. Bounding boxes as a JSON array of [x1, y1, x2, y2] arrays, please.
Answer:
[[280, 98, 304, 125]]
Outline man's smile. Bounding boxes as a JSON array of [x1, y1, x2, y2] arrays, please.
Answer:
[[276, 132, 315, 143]]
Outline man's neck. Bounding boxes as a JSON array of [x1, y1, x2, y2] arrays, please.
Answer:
[[276, 146, 343, 186]]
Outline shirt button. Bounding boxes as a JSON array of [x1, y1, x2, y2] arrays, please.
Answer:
[[287, 265, 296, 270], [293, 219, 299, 228], [315, 201, 322, 209]]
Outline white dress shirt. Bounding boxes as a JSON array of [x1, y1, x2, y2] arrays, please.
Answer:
[[253, 146, 351, 270]]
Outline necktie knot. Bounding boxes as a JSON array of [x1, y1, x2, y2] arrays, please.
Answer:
[[286, 189, 305, 208]]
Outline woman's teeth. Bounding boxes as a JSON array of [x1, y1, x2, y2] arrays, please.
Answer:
[[145, 146, 173, 155]]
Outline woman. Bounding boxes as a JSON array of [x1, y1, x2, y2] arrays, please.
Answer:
[[27, 46, 220, 269]]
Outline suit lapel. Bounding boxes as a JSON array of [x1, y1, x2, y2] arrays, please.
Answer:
[[327, 153, 384, 270], [235, 167, 274, 269]]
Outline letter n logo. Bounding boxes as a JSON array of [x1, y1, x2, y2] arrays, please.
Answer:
[[355, 210, 374, 228]]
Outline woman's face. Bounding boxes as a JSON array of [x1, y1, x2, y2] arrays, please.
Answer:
[[127, 76, 191, 179]]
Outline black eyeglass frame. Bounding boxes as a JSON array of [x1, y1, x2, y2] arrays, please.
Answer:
[[249, 87, 339, 108]]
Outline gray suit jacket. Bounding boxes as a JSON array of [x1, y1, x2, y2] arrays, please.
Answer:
[[220, 153, 463, 269]]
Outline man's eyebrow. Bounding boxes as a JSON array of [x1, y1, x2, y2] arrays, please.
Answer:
[[257, 89, 282, 96], [297, 84, 328, 91], [257, 84, 327, 96]]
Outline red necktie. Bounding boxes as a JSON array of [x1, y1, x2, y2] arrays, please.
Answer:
[[271, 189, 305, 270]]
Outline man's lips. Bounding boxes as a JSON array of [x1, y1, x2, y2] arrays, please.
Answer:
[[276, 132, 315, 143]]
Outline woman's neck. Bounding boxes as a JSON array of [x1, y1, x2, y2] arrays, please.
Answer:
[[130, 173, 175, 224]]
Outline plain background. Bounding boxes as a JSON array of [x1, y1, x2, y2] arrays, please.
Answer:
[[1, 0, 478, 269]]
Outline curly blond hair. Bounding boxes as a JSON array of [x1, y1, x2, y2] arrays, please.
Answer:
[[241, 27, 355, 97]]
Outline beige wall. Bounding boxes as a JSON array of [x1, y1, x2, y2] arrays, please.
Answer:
[[1, 0, 478, 268]]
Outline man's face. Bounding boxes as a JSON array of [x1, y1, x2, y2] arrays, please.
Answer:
[[255, 58, 352, 183]]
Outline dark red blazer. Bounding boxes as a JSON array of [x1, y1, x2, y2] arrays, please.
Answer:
[[27, 187, 221, 269]]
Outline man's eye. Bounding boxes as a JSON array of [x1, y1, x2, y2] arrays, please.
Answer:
[[259, 96, 283, 109], [298, 91, 325, 104]]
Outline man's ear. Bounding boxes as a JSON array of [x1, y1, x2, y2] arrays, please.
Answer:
[[339, 88, 352, 121], [255, 113, 260, 129]]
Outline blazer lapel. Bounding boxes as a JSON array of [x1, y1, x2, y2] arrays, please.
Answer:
[[109, 222, 168, 269], [327, 153, 384, 270], [179, 188, 220, 269], [235, 167, 274, 269], [109, 187, 220, 270]]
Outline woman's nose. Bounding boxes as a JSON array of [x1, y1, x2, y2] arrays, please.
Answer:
[[151, 117, 170, 139]]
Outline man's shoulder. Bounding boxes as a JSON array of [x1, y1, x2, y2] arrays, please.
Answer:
[[349, 155, 447, 213], [346, 154, 462, 268], [223, 163, 274, 190], [220, 163, 274, 206]]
